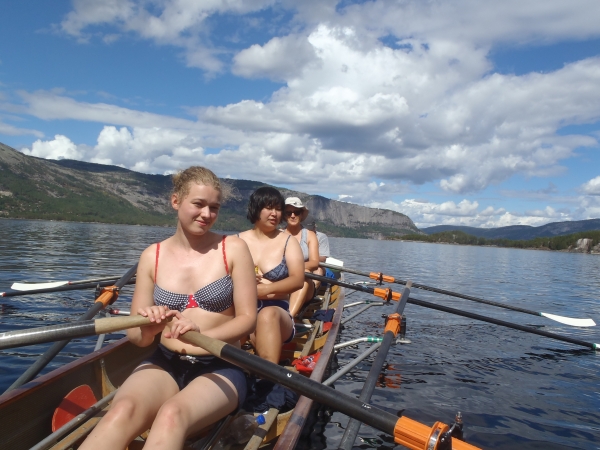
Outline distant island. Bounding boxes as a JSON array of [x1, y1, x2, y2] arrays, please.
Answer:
[[392, 229, 600, 254]]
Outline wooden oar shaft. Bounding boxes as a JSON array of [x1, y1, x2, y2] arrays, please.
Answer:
[[179, 331, 479, 450], [320, 262, 546, 318], [0, 316, 157, 350], [306, 273, 599, 351]]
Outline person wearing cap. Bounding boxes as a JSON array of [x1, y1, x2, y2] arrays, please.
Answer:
[[283, 197, 320, 317], [304, 216, 330, 263]]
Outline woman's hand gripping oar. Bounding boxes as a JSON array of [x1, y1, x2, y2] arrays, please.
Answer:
[[320, 262, 596, 327], [304, 272, 600, 351], [0, 315, 172, 351]]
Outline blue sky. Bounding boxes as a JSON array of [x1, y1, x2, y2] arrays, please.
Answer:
[[1, 0, 600, 229]]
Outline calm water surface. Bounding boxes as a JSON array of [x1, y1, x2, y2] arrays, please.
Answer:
[[1, 219, 599, 449]]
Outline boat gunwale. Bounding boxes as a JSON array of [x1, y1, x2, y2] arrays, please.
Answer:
[[274, 282, 345, 449], [0, 336, 134, 406]]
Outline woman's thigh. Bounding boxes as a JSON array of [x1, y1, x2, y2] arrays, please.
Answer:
[[161, 372, 240, 435], [112, 364, 180, 422]]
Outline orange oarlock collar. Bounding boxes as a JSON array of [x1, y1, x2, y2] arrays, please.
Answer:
[[384, 313, 402, 336], [374, 288, 404, 302], [373, 287, 392, 301], [95, 286, 119, 307], [369, 272, 395, 283], [394, 416, 481, 450]]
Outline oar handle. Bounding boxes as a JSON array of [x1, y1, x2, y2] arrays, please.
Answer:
[[0, 316, 163, 350]]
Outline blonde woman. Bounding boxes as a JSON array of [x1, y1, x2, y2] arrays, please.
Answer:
[[80, 166, 257, 450]]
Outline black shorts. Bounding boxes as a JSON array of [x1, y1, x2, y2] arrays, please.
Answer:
[[141, 344, 247, 407]]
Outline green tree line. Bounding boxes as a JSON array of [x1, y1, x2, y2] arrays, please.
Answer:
[[396, 230, 600, 251]]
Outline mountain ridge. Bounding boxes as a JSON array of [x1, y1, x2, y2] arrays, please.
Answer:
[[421, 220, 600, 240], [0, 142, 419, 238]]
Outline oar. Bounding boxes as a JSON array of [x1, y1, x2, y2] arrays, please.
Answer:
[[339, 282, 412, 450], [178, 332, 480, 450], [0, 315, 160, 350], [10, 276, 121, 291], [3, 263, 137, 393], [321, 262, 596, 327], [305, 273, 600, 351], [1, 279, 136, 298]]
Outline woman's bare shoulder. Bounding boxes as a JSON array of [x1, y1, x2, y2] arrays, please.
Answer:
[[237, 230, 250, 240], [139, 242, 159, 261], [224, 234, 251, 253], [135, 242, 160, 278]]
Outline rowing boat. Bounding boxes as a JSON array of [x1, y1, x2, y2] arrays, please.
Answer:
[[0, 273, 344, 450]]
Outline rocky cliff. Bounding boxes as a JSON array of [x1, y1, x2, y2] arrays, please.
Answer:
[[0, 142, 419, 237]]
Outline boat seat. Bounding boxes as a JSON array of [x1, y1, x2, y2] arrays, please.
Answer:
[[294, 322, 312, 337]]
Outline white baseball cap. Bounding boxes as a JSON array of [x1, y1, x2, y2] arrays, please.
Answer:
[[284, 197, 306, 209]]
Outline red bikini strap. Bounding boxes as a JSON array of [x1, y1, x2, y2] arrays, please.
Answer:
[[222, 236, 229, 274], [155, 242, 160, 283]]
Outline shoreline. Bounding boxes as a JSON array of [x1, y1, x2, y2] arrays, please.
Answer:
[[2, 217, 599, 251], [391, 238, 600, 255], [0, 215, 175, 228]]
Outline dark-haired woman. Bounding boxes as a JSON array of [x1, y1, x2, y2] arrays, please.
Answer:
[[80, 166, 256, 450], [238, 187, 305, 363]]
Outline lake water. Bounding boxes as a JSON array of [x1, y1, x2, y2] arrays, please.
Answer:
[[1, 218, 599, 449]]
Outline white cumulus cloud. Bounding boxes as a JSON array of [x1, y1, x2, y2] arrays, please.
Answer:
[[22, 135, 85, 160], [581, 176, 600, 195], [4, 0, 599, 229]]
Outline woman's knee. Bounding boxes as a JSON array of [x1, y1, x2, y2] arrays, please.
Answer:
[[104, 396, 139, 424], [154, 399, 189, 430], [257, 307, 279, 325]]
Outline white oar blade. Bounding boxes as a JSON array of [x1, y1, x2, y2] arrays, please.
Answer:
[[10, 281, 68, 291], [541, 312, 596, 327], [325, 257, 344, 267]]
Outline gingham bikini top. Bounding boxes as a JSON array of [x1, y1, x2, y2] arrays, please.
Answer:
[[153, 236, 234, 313]]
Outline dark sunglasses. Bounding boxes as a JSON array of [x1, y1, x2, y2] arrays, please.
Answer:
[[285, 209, 304, 217]]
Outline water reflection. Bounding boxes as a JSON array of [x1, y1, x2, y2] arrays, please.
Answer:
[[1, 221, 600, 448]]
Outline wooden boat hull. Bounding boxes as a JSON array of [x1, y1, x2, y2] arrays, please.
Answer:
[[0, 280, 344, 450], [0, 337, 155, 450]]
